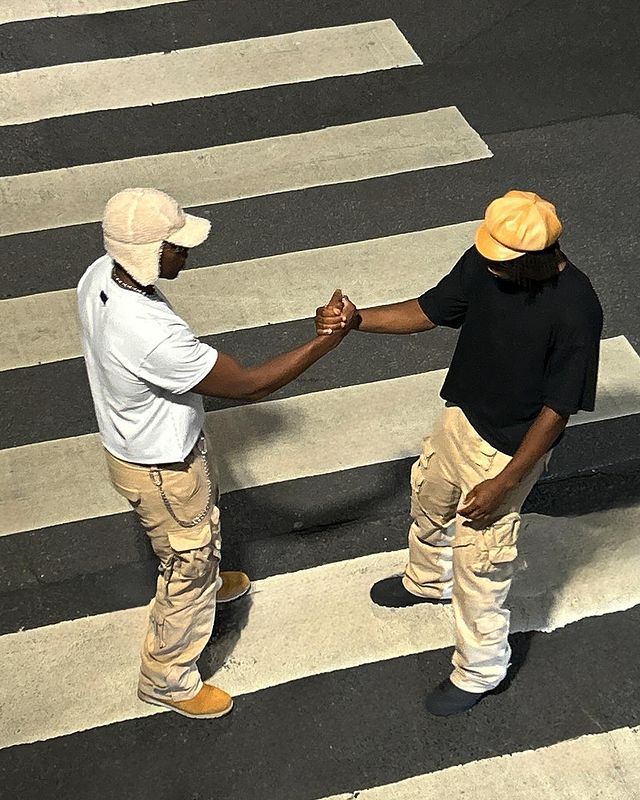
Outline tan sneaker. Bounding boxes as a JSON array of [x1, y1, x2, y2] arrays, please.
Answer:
[[138, 683, 233, 719], [217, 571, 251, 603]]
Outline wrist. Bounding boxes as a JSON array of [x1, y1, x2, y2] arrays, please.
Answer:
[[493, 470, 519, 492], [314, 331, 343, 352]]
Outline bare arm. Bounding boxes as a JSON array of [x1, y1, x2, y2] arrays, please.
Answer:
[[459, 406, 568, 521], [193, 290, 351, 402], [192, 335, 341, 402], [316, 298, 435, 336], [494, 405, 568, 491]]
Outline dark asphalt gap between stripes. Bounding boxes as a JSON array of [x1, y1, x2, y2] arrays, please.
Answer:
[[1, 115, 638, 303], [0, 320, 461, 449], [0, 67, 429, 177], [0, 314, 636, 452], [2, 42, 637, 180], [0, 439, 638, 635], [3, 115, 639, 448], [2, 0, 635, 102], [0, 0, 512, 73], [1, 605, 638, 799]]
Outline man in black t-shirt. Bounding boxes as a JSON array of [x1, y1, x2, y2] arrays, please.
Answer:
[[316, 190, 603, 716]]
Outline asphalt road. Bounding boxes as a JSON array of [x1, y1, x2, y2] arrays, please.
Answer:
[[1, 2, 639, 798]]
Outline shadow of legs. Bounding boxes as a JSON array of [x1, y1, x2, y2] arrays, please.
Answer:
[[489, 630, 536, 695], [197, 594, 253, 682]]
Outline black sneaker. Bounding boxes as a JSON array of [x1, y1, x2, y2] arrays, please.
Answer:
[[370, 576, 452, 608], [425, 679, 487, 717]]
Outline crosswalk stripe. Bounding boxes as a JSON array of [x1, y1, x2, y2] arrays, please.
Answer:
[[0, 21, 421, 126], [2, 500, 638, 748], [1, 424, 635, 636], [0, 336, 638, 537], [2, 4, 637, 793], [319, 726, 640, 800], [0, 0, 193, 25], [0, 221, 477, 371], [0, 107, 491, 236]]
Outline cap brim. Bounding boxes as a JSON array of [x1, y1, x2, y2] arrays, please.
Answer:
[[166, 213, 211, 248], [474, 223, 524, 262]]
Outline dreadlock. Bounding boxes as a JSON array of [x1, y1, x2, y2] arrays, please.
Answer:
[[484, 242, 565, 298]]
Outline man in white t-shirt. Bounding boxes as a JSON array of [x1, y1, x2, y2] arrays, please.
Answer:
[[78, 188, 354, 720]]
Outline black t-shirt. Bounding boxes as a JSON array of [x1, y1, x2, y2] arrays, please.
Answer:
[[418, 246, 603, 455]]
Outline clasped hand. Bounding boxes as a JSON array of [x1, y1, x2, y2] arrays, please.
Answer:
[[457, 478, 508, 524], [315, 289, 358, 336]]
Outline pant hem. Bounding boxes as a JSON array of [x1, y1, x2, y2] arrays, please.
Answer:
[[449, 671, 502, 694], [402, 574, 452, 600], [138, 678, 203, 704]]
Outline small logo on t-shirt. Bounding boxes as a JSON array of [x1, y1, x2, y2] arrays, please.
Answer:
[[100, 291, 108, 305]]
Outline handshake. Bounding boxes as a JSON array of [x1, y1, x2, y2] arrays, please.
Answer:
[[315, 289, 359, 338]]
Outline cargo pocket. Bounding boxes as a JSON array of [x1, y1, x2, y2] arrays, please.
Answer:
[[149, 612, 166, 650], [472, 512, 521, 575], [167, 522, 213, 555], [174, 543, 216, 580], [472, 440, 498, 472], [475, 611, 508, 644], [105, 454, 142, 507], [410, 438, 457, 540], [410, 438, 436, 491], [410, 438, 436, 515], [150, 458, 214, 553]]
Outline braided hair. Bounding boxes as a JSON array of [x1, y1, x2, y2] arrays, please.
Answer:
[[483, 242, 565, 298]]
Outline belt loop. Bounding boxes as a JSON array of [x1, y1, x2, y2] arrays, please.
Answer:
[[149, 467, 163, 487]]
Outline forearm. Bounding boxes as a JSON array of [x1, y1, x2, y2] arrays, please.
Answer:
[[243, 336, 338, 400], [355, 299, 435, 334], [495, 406, 568, 490]]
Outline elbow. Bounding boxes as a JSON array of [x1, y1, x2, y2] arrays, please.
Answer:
[[544, 405, 570, 423], [243, 384, 270, 402]]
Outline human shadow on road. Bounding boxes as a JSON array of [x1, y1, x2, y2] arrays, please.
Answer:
[[493, 459, 640, 688], [198, 383, 640, 690], [197, 592, 253, 682]]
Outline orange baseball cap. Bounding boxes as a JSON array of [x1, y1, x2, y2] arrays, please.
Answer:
[[475, 190, 563, 261]]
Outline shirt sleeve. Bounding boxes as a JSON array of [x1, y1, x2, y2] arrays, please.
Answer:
[[137, 321, 218, 395], [417, 251, 469, 329], [542, 307, 603, 417]]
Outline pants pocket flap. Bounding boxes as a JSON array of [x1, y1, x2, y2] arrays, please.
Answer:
[[479, 441, 498, 457], [485, 512, 521, 548], [168, 524, 212, 554], [419, 437, 436, 469], [487, 544, 518, 564]]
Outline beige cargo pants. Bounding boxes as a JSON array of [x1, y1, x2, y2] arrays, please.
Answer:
[[404, 405, 551, 693], [105, 435, 221, 703]]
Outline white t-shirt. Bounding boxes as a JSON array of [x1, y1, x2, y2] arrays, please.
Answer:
[[77, 254, 218, 463]]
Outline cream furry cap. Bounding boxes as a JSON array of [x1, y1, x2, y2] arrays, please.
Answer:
[[103, 188, 211, 284]]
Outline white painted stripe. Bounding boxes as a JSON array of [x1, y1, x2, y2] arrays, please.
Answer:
[[2, 501, 639, 748], [0, 0, 192, 25], [0, 21, 421, 126], [321, 726, 640, 800], [0, 336, 638, 537], [0, 221, 478, 371], [0, 108, 492, 236]]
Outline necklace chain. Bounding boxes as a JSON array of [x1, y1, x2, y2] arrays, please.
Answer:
[[111, 267, 154, 296]]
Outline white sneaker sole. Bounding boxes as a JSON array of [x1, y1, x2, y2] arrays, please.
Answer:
[[137, 691, 234, 719]]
